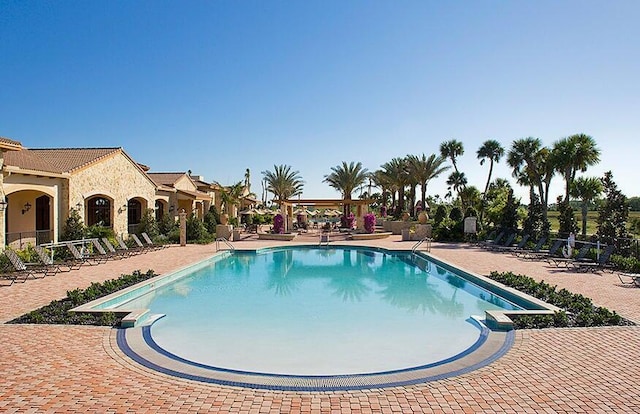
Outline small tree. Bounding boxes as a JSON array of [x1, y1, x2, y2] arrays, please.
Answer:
[[60, 208, 86, 241], [522, 193, 549, 240], [499, 189, 520, 233], [186, 213, 208, 241], [203, 208, 218, 234], [136, 208, 159, 238], [157, 213, 176, 236], [597, 171, 630, 252], [433, 205, 447, 226], [556, 196, 578, 237]]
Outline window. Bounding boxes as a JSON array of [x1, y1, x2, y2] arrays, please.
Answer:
[[87, 197, 111, 227]]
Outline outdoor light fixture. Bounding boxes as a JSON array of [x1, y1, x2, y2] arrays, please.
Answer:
[[21, 202, 32, 214]]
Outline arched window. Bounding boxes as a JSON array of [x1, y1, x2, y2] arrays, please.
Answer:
[[128, 199, 142, 227], [87, 197, 111, 227]]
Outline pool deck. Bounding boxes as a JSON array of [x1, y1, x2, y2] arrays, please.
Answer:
[[1, 234, 640, 412]]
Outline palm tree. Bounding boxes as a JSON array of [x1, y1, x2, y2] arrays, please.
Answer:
[[369, 169, 392, 210], [477, 140, 504, 226], [446, 171, 468, 208], [507, 137, 543, 206], [553, 133, 601, 202], [214, 181, 246, 215], [406, 153, 450, 213], [323, 161, 369, 216], [439, 139, 464, 173], [381, 157, 410, 216], [570, 176, 603, 237], [261, 164, 304, 205]]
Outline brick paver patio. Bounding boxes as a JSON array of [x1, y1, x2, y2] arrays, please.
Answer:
[[1, 236, 639, 412]]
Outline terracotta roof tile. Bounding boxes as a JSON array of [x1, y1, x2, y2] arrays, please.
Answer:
[[146, 172, 187, 187], [0, 136, 23, 150], [4, 147, 121, 174]]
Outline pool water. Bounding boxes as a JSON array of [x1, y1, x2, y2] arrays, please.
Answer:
[[117, 247, 520, 375]]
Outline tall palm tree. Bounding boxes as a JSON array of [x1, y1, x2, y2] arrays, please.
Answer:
[[214, 181, 246, 215], [446, 171, 468, 208], [553, 133, 601, 202], [261, 164, 304, 205], [369, 169, 392, 210], [507, 137, 542, 206], [439, 139, 464, 174], [406, 153, 450, 213], [477, 140, 505, 226], [381, 157, 410, 216], [570, 176, 603, 237], [323, 161, 369, 216]]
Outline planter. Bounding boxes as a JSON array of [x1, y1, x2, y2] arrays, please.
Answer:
[[349, 232, 392, 241], [257, 233, 297, 241]]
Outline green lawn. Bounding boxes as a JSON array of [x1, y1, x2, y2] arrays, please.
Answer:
[[546, 210, 640, 236]]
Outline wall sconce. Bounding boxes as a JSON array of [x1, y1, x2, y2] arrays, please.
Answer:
[[118, 203, 128, 214], [21, 202, 32, 215], [0, 197, 7, 212], [75, 202, 82, 210], [168, 205, 175, 212]]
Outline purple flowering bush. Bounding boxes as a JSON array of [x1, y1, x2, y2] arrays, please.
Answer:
[[273, 214, 285, 234], [380, 205, 387, 217], [364, 213, 376, 233]]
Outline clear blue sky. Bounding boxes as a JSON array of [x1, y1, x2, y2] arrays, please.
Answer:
[[2, 1, 639, 202]]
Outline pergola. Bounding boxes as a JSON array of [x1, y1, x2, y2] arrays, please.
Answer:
[[278, 198, 374, 232]]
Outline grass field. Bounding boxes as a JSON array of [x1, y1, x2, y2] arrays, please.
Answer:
[[546, 210, 640, 236]]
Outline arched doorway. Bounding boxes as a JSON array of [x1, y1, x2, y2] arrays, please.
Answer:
[[155, 200, 165, 221], [35, 195, 52, 244], [87, 196, 112, 227], [128, 198, 142, 234]]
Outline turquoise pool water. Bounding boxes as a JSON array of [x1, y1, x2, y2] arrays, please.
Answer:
[[116, 247, 520, 375]]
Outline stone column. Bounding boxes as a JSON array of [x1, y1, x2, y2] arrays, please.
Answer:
[[179, 209, 187, 246], [0, 151, 5, 249]]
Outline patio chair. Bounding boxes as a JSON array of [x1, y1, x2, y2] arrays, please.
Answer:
[[547, 243, 591, 268], [513, 236, 547, 258], [141, 232, 167, 250], [117, 236, 145, 255], [618, 272, 640, 287], [91, 239, 126, 260], [102, 238, 135, 257], [1, 259, 25, 286], [4, 248, 49, 278], [569, 244, 616, 273], [493, 234, 531, 253], [488, 233, 516, 251], [34, 245, 77, 272], [479, 231, 505, 249], [520, 239, 563, 261], [130, 234, 158, 252], [65, 242, 106, 266]]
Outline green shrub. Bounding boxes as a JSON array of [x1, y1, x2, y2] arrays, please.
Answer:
[[136, 208, 159, 238], [488, 271, 631, 329], [60, 208, 86, 241], [8, 270, 157, 326], [86, 224, 115, 240], [157, 213, 177, 236]]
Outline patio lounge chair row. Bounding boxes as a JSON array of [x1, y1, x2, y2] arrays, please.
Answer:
[[1, 233, 166, 286]]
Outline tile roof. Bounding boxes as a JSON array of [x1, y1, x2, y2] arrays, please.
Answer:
[[146, 172, 187, 187], [0, 136, 23, 150], [4, 147, 121, 174]]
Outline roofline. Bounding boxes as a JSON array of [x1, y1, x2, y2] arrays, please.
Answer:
[[4, 165, 70, 178]]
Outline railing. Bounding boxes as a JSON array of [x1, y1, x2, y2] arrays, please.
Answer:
[[319, 232, 330, 246], [5, 230, 53, 249], [411, 237, 432, 254], [215, 237, 235, 251]]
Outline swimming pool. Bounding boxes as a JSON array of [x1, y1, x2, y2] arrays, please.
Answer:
[[106, 246, 526, 388]]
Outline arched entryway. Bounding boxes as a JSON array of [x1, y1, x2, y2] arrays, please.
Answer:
[[128, 198, 142, 234], [155, 199, 167, 221], [5, 190, 53, 248], [86, 196, 112, 227]]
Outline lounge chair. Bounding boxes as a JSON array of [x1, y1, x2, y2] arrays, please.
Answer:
[[494, 234, 530, 253], [569, 244, 615, 273], [520, 239, 563, 261], [487, 233, 516, 251], [479, 231, 505, 249], [91, 239, 126, 260], [130, 234, 155, 252], [141, 232, 167, 250], [34, 245, 77, 272], [618, 272, 640, 287], [513, 236, 547, 258], [4, 248, 49, 278], [547, 243, 591, 268], [117, 236, 144, 255], [1, 259, 25, 286], [65, 242, 106, 266], [102, 237, 135, 257]]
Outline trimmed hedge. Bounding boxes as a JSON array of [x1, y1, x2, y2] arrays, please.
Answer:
[[488, 271, 633, 329], [9, 270, 156, 326]]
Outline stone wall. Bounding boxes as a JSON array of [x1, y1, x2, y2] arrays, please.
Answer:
[[70, 151, 156, 236]]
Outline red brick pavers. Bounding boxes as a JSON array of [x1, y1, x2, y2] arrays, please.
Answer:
[[1, 238, 640, 413]]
